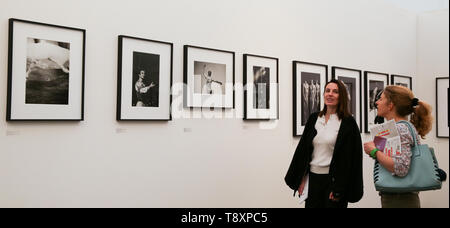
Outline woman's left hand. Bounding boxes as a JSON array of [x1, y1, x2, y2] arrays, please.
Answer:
[[364, 142, 376, 155]]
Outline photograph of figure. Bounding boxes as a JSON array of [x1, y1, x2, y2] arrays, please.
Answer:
[[436, 77, 449, 137], [300, 72, 321, 125], [391, 75, 412, 90], [25, 37, 70, 105], [338, 76, 356, 117], [368, 80, 385, 127], [395, 82, 408, 88], [194, 61, 226, 95], [253, 66, 270, 109], [132, 51, 160, 107]]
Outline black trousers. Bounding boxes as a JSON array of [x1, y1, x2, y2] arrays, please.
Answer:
[[305, 172, 348, 208]]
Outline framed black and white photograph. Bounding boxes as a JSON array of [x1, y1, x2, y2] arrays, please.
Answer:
[[243, 54, 279, 120], [364, 71, 389, 133], [117, 35, 173, 121], [184, 45, 234, 108], [332, 66, 362, 132], [436, 77, 449, 138], [391, 74, 412, 90], [293, 61, 328, 136], [7, 18, 85, 121]]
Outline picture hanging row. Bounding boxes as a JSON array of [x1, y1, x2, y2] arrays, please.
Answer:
[[8, 18, 433, 137], [292, 62, 415, 136]]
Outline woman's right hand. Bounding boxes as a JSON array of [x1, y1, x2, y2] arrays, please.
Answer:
[[298, 177, 307, 195]]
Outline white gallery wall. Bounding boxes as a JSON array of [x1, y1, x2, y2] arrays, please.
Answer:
[[0, 0, 448, 208], [416, 9, 449, 208]]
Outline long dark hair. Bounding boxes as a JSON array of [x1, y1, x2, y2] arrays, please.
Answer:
[[319, 79, 352, 120]]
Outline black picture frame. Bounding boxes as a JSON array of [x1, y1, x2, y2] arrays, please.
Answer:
[[293, 61, 328, 136], [364, 71, 389, 133], [183, 45, 235, 109], [436, 77, 449, 138], [243, 54, 279, 120], [117, 35, 173, 121], [7, 18, 85, 121], [332, 66, 362, 132], [391, 74, 412, 90]]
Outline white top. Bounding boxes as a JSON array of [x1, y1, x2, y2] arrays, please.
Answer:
[[310, 114, 342, 174]]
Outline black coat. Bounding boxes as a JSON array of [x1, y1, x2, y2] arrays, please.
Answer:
[[285, 112, 364, 203]]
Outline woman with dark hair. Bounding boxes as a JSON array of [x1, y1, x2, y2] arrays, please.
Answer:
[[285, 79, 364, 208], [363, 85, 433, 208]]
